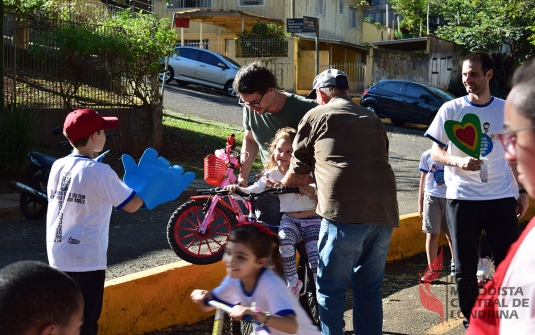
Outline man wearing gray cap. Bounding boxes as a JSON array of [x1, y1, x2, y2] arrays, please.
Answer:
[[281, 69, 399, 335]]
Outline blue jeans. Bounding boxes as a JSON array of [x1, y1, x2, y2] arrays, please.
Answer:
[[317, 219, 393, 335]]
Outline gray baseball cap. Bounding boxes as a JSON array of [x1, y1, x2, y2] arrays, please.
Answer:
[[305, 69, 349, 99]]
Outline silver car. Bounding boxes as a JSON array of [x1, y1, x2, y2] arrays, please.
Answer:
[[159, 46, 241, 97]]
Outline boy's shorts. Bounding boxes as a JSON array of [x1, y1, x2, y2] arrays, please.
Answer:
[[422, 195, 449, 234]]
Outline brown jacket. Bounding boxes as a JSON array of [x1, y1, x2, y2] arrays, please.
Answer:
[[289, 95, 399, 227]]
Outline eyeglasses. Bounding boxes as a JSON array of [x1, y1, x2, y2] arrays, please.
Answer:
[[498, 125, 535, 155], [238, 92, 265, 109]]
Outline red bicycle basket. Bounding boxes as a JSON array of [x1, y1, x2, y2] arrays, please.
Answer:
[[204, 154, 228, 186]]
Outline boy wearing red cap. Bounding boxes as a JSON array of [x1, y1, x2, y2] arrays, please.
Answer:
[[46, 109, 144, 335]]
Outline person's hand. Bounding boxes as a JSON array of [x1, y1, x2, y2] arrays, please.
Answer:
[[237, 176, 248, 187], [222, 185, 240, 193], [516, 193, 530, 219], [228, 305, 254, 321], [190, 289, 211, 305], [264, 178, 281, 188], [299, 185, 316, 197], [122, 148, 196, 209], [457, 157, 483, 171]]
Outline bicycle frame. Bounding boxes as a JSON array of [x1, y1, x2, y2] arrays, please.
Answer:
[[195, 135, 249, 234]]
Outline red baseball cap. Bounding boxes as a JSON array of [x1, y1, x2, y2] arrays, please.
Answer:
[[63, 109, 119, 142]]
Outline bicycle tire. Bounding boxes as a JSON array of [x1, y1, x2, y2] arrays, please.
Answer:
[[19, 173, 48, 220], [167, 199, 237, 265], [297, 250, 320, 327]]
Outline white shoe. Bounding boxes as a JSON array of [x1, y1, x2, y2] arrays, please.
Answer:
[[477, 257, 495, 282]]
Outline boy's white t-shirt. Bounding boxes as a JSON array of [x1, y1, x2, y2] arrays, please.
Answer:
[[46, 155, 135, 272], [418, 149, 447, 198], [242, 168, 317, 213], [425, 96, 515, 200], [211, 269, 320, 335]]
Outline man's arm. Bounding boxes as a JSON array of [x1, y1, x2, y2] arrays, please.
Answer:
[[238, 130, 259, 187], [431, 142, 483, 171], [510, 161, 529, 219], [418, 172, 426, 218], [280, 171, 309, 187]]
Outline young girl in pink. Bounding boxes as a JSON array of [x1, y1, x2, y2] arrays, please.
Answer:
[[224, 127, 320, 297]]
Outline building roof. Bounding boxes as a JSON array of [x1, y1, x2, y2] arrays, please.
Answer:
[[372, 37, 428, 51], [173, 8, 284, 30]]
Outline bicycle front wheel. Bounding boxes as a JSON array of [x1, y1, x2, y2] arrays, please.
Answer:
[[167, 199, 237, 265], [297, 253, 320, 327]]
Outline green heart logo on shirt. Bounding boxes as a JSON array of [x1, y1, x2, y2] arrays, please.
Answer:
[[444, 113, 482, 158]]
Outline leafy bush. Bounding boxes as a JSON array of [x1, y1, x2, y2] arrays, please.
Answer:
[[237, 21, 290, 40], [0, 107, 36, 177]]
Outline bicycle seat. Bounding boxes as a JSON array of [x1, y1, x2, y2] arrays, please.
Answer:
[[28, 152, 57, 168]]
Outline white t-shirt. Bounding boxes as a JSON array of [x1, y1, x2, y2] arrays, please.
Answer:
[[499, 228, 535, 334], [425, 96, 515, 200], [46, 155, 135, 272], [211, 269, 320, 335], [241, 167, 317, 213], [419, 149, 447, 198]]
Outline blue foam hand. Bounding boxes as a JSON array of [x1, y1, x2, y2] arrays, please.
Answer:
[[122, 148, 196, 209]]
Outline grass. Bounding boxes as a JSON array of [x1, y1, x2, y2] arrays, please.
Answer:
[[155, 111, 264, 178]]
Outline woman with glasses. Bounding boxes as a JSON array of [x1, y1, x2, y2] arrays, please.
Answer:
[[467, 59, 535, 335]]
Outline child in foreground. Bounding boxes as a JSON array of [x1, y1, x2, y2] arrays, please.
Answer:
[[0, 260, 83, 335], [190, 224, 320, 335], [224, 127, 320, 297]]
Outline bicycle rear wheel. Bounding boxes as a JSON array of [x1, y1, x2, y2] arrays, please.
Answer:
[[167, 199, 237, 265]]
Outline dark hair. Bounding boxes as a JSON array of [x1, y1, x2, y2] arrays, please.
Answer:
[[229, 224, 283, 276], [0, 261, 82, 335], [64, 129, 101, 148], [462, 52, 494, 74], [232, 61, 277, 96], [509, 58, 535, 126]]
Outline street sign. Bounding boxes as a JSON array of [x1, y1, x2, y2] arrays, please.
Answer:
[[287, 18, 304, 33], [303, 16, 318, 32]]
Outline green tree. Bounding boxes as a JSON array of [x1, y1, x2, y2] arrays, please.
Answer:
[[236, 21, 290, 39], [389, 0, 441, 37], [437, 0, 535, 84]]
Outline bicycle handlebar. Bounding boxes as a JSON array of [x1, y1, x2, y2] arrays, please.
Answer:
[[205, 299, 252, 322], [196, 186, 301, 198]]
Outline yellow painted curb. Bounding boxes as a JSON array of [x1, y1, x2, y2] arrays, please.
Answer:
[[99, 260, 225, 334], [98, 198, 534, 334]]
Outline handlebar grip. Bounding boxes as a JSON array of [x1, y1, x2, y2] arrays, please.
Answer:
[[196, 188, 218, 195], [205, 299, 252, 322], [233, 188, 249, 198], [283, 186, 301, 194]]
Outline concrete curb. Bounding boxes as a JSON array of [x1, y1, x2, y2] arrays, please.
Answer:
[[98, 198, 535, 334]]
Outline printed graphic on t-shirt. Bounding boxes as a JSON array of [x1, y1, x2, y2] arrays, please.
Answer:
[[49, 172, 87, 243], [444, 113, 482, 158], [434, 169, 445, 185]]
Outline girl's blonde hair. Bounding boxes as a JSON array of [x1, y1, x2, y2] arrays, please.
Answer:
[[264, 127, 297, 172]]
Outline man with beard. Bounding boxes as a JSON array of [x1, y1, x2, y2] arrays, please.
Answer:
[[425, 51, 529, 329]]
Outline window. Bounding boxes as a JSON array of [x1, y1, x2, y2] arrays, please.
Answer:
[[405, 84, 430, 99], [315, 0, 326, 16], [167, 0, 212, 9], [348, 6, 358, 28], [339, 0, 344, 15], [177, 48, 200, 60], [381, 82, 404, 94], [199, 51, 222, 67], [181, 39, 209, 49], [239, 0, 264, 6]]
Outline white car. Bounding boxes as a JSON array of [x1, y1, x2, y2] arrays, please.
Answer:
[[159, 46, 241, 97]]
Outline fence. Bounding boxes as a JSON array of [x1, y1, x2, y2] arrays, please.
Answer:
[[296, 62, 366, 94], [235, 39, 288, 58]]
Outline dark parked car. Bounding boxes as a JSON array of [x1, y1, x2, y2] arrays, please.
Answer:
[[159, 46, 241, 97], [360, 80, 456, 126]]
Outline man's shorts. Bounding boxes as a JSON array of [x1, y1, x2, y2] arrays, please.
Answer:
[[422, 195, 449, 234]]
